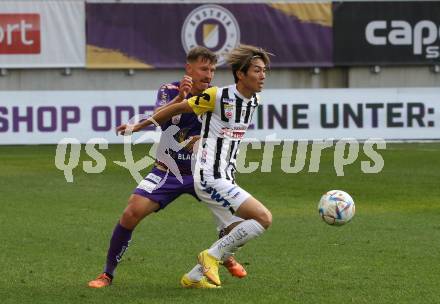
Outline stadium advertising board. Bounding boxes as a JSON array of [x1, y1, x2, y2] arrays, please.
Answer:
[[334, 1, 440, 65], [0, 88, 439, 144], [86, 2, 332, 68], [0, 0, 85, 68], [248, 88, 440, 141]]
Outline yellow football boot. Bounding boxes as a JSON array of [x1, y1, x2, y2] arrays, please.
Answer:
[[197, 250, 221, 286], [180, 274, 220, 289]]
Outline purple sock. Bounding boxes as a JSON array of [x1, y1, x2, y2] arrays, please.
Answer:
[[104, 222, 133, 277]]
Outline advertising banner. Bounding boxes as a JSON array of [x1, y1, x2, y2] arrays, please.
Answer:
[[0, 0, 85, 68], [1, 88, 439, 145], [86, 2, 332, 68], [248, 88, 440, 141], [334, 1, 440, 65], [0, 91, 157, 144]]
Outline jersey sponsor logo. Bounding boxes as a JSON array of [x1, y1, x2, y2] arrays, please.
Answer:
[[181, 4, 241, 65], [159, 94, 168, 105], [177, 153, 193, 160], [221, 127, 246, 140], [223, 98, 235, 119], [201, 149, 208, 164], [224, 104, 234, 119], [158, 85, 169, 105]]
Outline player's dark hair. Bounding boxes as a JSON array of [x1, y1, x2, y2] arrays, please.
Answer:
[[226, 44, 272, 83], [186, 46, 218, 65]]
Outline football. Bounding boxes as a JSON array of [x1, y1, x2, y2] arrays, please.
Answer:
[[318, 190, 355, 226]]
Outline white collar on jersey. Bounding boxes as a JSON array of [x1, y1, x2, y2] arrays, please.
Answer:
[[231, 84, 255, 102]]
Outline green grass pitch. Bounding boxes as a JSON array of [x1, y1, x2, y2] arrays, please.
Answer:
[[1, 143, 439, 303]]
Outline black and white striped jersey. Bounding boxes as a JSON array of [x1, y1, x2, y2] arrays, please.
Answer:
[[187, 84, 260, 181]]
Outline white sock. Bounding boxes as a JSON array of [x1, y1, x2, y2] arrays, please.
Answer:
[[187, 264, 204, 281], [208, 219, 265, 261]]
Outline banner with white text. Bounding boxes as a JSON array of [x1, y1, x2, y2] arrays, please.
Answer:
[[0, 0, 85, 68], [333, 1, 440, 65], [0, 88, 439, 144], [86, 2, 333, 68]]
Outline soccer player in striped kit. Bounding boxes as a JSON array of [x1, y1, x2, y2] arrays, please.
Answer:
[[89, 46, 247, 289], [117, 44, 272, 288]]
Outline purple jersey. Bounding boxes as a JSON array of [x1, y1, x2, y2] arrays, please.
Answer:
[[154, 81, 202, 175]]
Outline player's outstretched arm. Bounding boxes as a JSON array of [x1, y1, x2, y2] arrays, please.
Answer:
[[116, 101, 194, 135]]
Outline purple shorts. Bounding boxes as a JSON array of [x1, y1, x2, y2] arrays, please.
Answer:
[[133, 167, 199, 211]]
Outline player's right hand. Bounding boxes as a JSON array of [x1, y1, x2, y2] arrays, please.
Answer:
[[178, 75, 193, 100]]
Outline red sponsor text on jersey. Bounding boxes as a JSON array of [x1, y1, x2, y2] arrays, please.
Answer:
[[221, 127, 246, 140]]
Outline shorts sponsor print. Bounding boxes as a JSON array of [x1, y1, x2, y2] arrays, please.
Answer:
[[194, 177, 249, 230]]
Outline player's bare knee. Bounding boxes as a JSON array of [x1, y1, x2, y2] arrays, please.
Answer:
[[256, 210, 272, 229], [121, 205, 143, 227], [122, 208, 136, 221]]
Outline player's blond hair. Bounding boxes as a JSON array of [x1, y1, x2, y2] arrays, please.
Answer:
[[187, 46, 217, 64], [226, 44, 272, 83]]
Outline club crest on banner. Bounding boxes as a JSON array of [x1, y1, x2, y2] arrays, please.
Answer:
[[181, 4, 241, 66]]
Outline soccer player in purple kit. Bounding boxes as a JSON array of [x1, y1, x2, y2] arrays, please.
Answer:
[[88, 46, 246, 289]]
